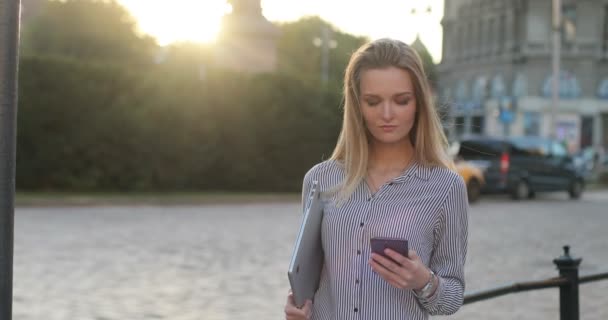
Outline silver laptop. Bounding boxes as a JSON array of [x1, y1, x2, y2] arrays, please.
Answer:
[[288, 181, 324, 308]]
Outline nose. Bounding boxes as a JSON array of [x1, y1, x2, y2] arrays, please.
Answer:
[[381, 101, 394, 121]]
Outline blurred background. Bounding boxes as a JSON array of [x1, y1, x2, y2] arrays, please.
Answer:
[[9, 0, 608, 319]]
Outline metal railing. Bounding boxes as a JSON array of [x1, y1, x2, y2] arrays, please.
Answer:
[[463, 246, 608, 320]]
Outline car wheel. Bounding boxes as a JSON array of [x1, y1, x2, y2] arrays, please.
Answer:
[[511, 179, 529, 200], [467, 179, 481, 203], [569, 179, 583, 199]]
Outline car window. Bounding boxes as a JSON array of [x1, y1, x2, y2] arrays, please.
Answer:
[[458, 140, 504, 159], [509, 137, 549, 157], [551, 142, 568, 157]]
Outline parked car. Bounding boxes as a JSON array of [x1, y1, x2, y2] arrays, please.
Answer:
[[454, 160, 485, 203], [573, 146, 607, 181], [452, 135, 585, 200]]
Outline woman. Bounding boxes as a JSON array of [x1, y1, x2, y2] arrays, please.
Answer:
[[285, 38, 468, 320]]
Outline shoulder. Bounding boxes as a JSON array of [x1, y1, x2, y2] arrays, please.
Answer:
[[303, 159, 343, 181], [302, 159, 344, 188], [426, 166, 468, 213], [426, 165, 466, 192]]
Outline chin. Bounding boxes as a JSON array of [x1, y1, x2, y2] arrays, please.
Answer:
[[373, 135, 410, 146]]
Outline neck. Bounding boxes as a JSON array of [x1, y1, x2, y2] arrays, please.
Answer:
[[368, 140, 415, 173]]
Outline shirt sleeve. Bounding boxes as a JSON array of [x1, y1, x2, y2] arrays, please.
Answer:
[[416, 174, 469, 315], [301, 164, 319, 214]]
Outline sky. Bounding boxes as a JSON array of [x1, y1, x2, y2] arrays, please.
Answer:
[[117, 0, 445, 62]]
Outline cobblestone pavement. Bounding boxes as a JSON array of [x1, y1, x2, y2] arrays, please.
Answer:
[[13, 190, 608, 320]]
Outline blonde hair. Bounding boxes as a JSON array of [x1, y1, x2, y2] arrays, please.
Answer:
[[330, 38, 453, 203]]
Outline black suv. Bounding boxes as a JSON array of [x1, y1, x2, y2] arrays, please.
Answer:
[[454, 135, 585, 200]]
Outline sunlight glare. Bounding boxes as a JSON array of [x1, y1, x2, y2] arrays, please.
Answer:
[[119, 0, 232, 45], [119, 0, 443, 61]]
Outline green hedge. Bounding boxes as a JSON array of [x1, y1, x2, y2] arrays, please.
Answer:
[[16, 55, 343, 192]]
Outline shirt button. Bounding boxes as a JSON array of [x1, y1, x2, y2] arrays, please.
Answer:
[[389, 182, 394, 186], [354, 308, 359, 312], [357, 250, 361, 255], [359, 222, 364, 227], [367, 197, 372, 201], [355, 279, 360, 284]]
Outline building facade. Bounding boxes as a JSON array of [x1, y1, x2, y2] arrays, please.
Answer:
[[439, 0, 608, 152]]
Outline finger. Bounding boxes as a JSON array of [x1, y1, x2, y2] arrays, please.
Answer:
[[285, 306, 306, 317], [369, 258, 393, 278], [369, 258, 408, 288], [408, 249, 420, 261], [285, 304, 306, 318], [286, 292, 295, 306], [285, 294, 303, 315], [303, 300, 313, 318], [384, 248, 413, 266], [371, 253, 402, 273], [286, 300, 311, 320]]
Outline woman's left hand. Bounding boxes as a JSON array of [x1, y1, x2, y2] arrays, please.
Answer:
[[369, 249, 431, 290]]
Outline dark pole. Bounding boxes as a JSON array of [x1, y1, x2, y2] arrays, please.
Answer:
[[553, 245, 582, 320], [0, 0, 21, 319]]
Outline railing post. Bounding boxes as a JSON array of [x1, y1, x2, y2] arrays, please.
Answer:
[[553, 245, 582, 320]]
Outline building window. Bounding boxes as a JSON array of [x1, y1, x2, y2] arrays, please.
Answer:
[[478, 19, 484, 56], [562, 4, 576, 44], [472, 116, 484, 134], [542, 71, 581, 99], [456, 81, 469, 103], [442, 87, 452, 102], [491, 74, 506, 99], [603, 6, 608, 53], [466, 21, 476, 59], [598, 78, 608, 99], [472, 76, 488, 102], [458, 25, 465, 59], [455, 116, 466, 136], [523, 112, 541, 136], [488, 18, 496, 55], [580, 116, 594, 149], [498, 14, 506, 53], [512, 73, 528, 98]]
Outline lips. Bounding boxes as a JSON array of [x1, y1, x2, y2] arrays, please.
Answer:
[[380, 125, 397, 132]]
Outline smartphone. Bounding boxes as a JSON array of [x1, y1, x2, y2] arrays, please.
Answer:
[[370, 237, 409, 263]]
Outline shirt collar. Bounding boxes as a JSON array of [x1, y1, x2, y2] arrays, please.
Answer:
[[392, 161, 430, 183]]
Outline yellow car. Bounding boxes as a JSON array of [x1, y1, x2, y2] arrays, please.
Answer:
[[455, 160, 485, 203]]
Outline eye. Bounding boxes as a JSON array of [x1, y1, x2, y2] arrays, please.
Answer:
[[396, 98, 411, 105], [365, 99, 380, 106]]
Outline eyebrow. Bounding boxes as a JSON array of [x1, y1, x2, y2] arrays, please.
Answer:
[[361, 92, 414, 98], [395, 92, 414, 97]]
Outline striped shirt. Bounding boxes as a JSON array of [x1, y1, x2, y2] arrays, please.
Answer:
[[301, 159, 468, 320]]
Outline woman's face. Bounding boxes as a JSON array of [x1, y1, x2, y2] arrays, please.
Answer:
[[359, 66, 417, 147]]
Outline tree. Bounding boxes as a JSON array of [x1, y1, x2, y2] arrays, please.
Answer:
[[20, 0, 157, 65], [276, 16, 367, 85], [411, 36, 437, 89]]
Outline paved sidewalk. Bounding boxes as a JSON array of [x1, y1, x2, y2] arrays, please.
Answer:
[[12, 190, 608, 320]]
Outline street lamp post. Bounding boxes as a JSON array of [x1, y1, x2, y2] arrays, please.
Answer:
[[409, 5, 433, 39], [551, 0, 561, 139], [0, 0, 21, 319], [313, 25, 337, 85]]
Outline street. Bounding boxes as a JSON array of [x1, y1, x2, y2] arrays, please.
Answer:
[[13, 190, 608, 320]]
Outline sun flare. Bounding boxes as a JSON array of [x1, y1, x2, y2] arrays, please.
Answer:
[[118, 0, 443, 61], [118, 0, 232, 45]]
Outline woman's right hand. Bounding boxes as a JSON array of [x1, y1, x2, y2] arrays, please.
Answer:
[[284, 291, 312, 320]]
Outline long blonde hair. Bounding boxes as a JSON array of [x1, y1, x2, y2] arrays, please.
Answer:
[[330, 38, 453, 203]]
